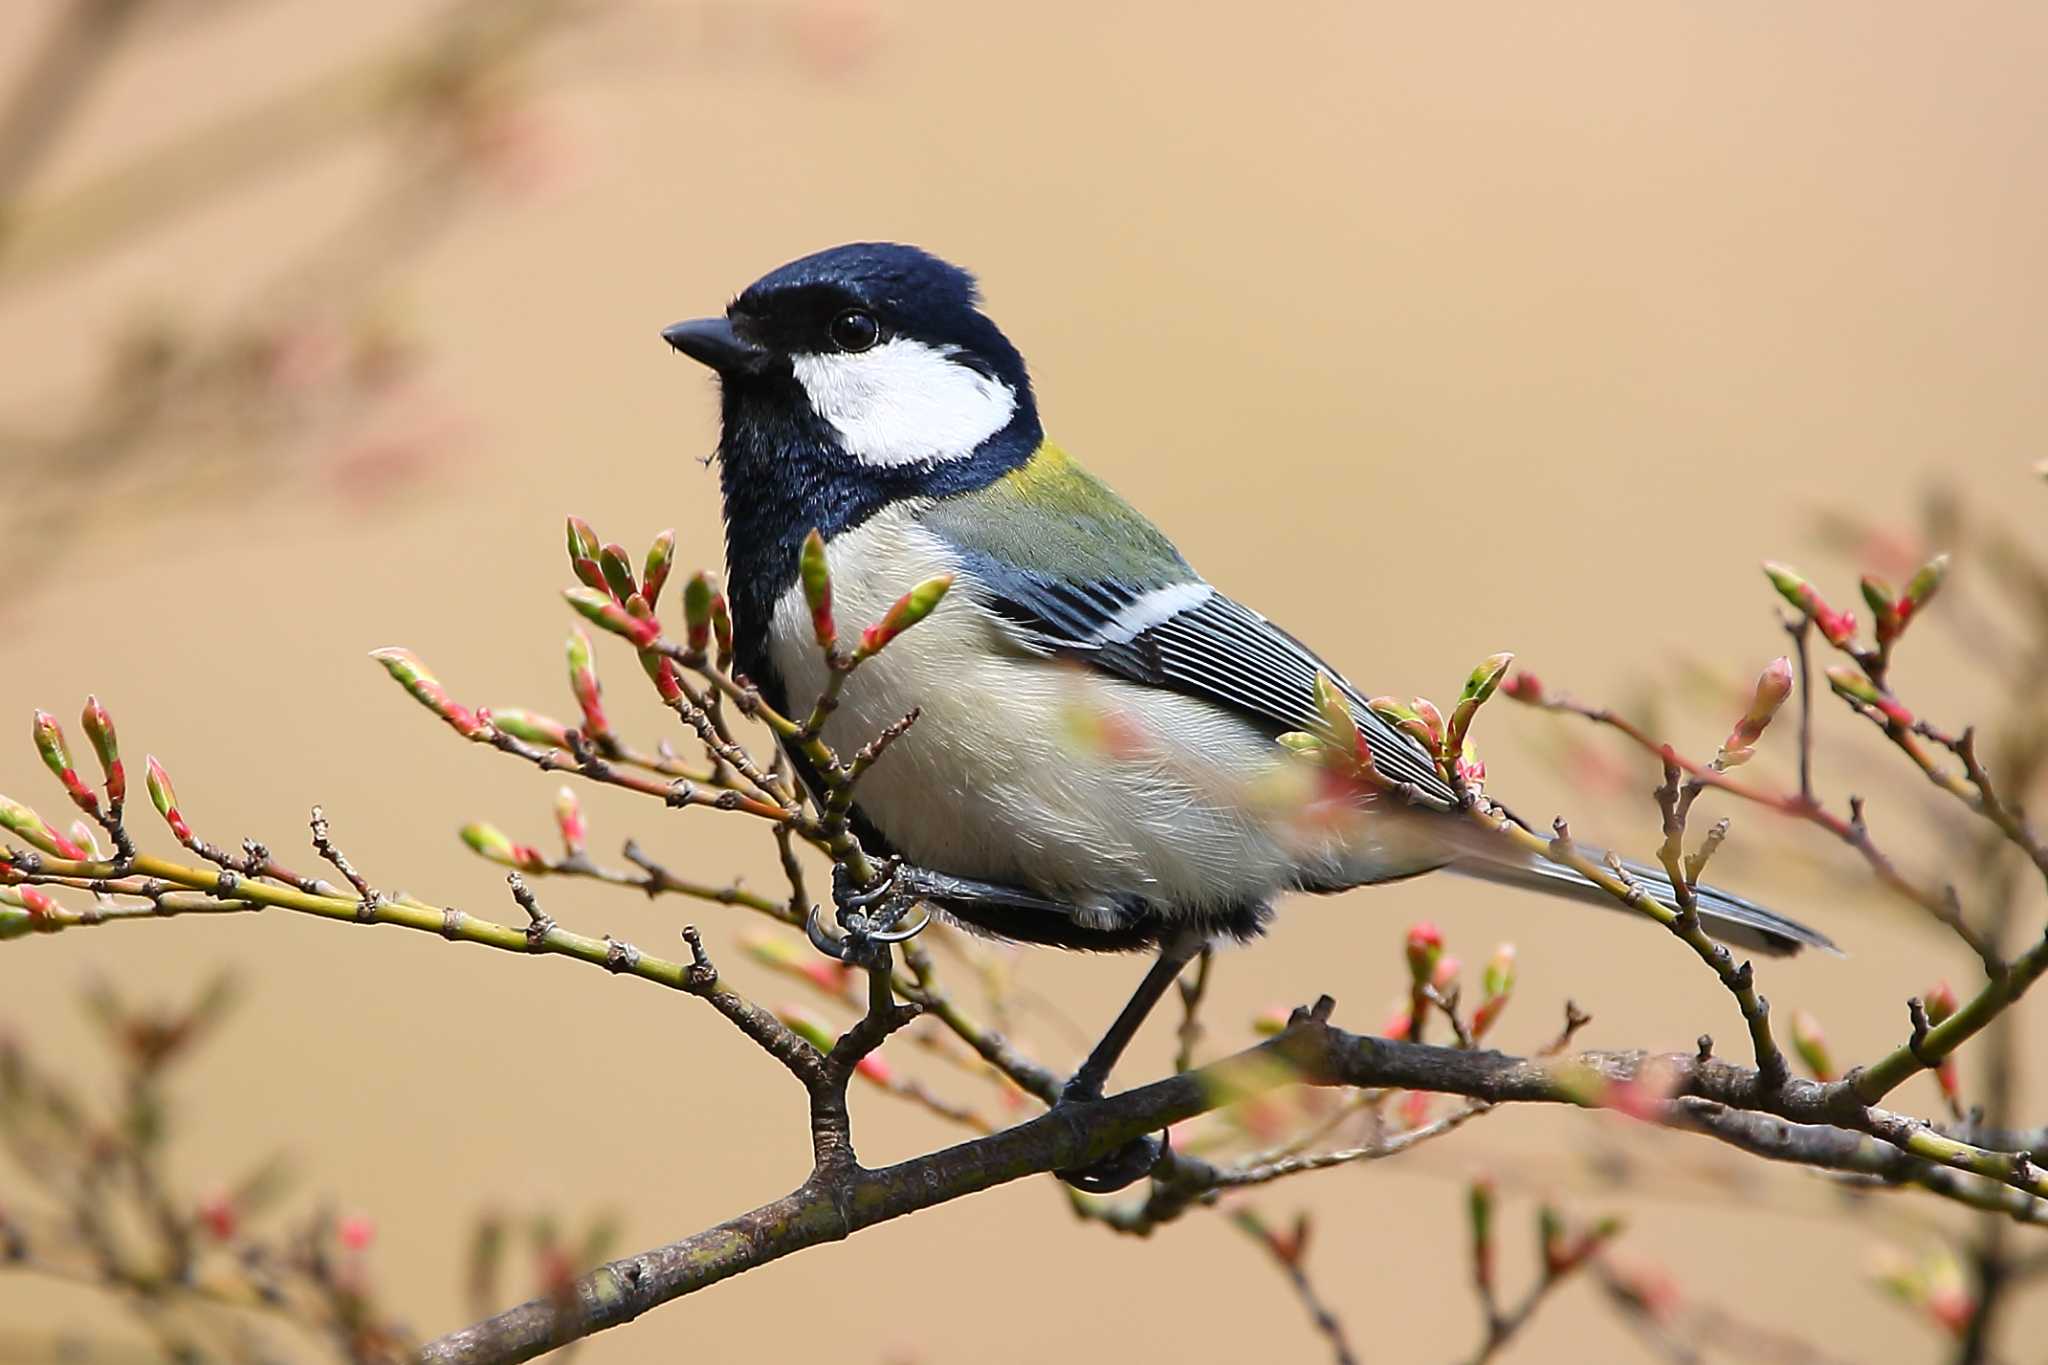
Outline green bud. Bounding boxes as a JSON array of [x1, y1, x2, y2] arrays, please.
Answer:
[[565, 516, 600, 565], [799, 529, 835, 650], [642, 530, 676, 609]]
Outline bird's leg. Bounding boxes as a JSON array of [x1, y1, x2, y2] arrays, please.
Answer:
[[1063, 930, 1207, 1103], [1054, 929, 1207, 1193]]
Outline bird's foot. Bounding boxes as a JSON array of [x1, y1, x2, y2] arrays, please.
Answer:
[[805, 859, 932, 963], [1051, 1077, 1168, 1194]]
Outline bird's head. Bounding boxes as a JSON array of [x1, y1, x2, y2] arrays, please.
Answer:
[[664, 243, 1041, 491]]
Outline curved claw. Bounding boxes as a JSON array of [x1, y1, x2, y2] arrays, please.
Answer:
[[805, 902, 853, 961], [834, 858, 902, 911], [866, 903, 931, 944], [1056, 1131, 1165, 1194]]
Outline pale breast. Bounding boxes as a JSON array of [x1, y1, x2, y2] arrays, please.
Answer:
[[765, 506, 1440, 921]]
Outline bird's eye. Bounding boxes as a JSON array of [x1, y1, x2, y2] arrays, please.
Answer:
[[828, 309, 880, 353]]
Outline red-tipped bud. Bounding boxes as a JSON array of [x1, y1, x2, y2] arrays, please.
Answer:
[[565, 515, 600, 566], [563, 588, 661, 647], [1431, 954, 1461, 991], [571, 555, 608, 593], [81, 696, 124, 805], [799, 529, 836, 651], [1468, 1176, 1496, 1292], [1894, 553, 1949, 635], [143, 756, 193, 845], [1405, 921, 1444, 986], [460, 822, 547, 872], [642, 530, 676, 609], [710, 591, 734, 661], [488, 708, 572, 748], [2, 884, 61, 925], [32, 710, 99, 817], [859, 575, 954, 656], [1717, 655, 1793, 769], [370, 647, 487, 738], [338, 1214, 375, 1251], [0, 795, 86, 859], [1825, 665, 1912, 728], [1474, 943, 1516, 1040], [553, 787, 586, 856], [1500, 671, 1544, 703], [565, 629, 608, 740], [597, 543, 638, 604], [1790, 1009, 1835, 1082], [1763, 562, 1856, 646], [638, 648, 685, 703], [1861, 576, 1903, 645], [682, 572, 714, 654]]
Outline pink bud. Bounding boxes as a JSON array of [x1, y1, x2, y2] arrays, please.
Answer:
[[1717, 656, 1793, 768], [338, 1214, 375, 1251], [1405, 921, 1444, 985]]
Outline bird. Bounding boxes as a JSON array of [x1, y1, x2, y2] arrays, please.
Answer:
[[661, 242, 1833, 1189]]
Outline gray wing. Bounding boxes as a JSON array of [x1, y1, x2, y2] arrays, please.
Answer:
[[948, 548, 1457, 809]]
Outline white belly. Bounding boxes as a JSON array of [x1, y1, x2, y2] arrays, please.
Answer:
[[766, 506, 1444, 924]]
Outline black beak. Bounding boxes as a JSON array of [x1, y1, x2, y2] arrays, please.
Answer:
[[661, 317, 768, 374]]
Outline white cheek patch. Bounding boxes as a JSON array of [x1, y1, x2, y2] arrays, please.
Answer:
[[791, 337, 1018, 467]]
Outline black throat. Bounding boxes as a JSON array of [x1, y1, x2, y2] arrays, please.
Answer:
[[713, 366, 1041, 700]]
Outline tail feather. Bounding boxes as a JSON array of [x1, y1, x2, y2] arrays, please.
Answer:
[[1450, 854, 1839, 958]]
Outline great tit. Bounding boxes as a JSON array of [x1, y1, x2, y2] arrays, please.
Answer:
[[663, 244, 1831, 1182]]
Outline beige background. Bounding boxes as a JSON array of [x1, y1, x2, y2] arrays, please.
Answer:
[[3, 2, 2044, 1360]]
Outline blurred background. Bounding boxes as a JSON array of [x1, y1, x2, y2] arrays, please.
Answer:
[[2, 1, 2044, 1359]]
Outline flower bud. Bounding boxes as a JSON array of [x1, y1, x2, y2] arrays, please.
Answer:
[[565, 629, 608, 740], [563, 588, 660, 647], [1717, 655, 1793, 769], [370, 647, 487, 738], [710, 591, 734, 661], [565, 515, 600, 566], [799, 529, 836, 651], [1473, 943, 1516, 1040], [1449, 652, 1514, 753], [1500, 671, 1544, 703], [81, 696, 124, 804], [859, 575, 953, 656], [1764, 562, 1858, 646], [143, 756, 193, 845], [1825, 665, 1913, 728], [32, 711, 99, 817], [682, 572, 714, 655], [553, 787, 586, 856], [597, 543, 638, 604], [460, 822, 546, 871], [642, 530, 676, 609], [488, 708, 571, 748], [1405, 921, 1443, 986]]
